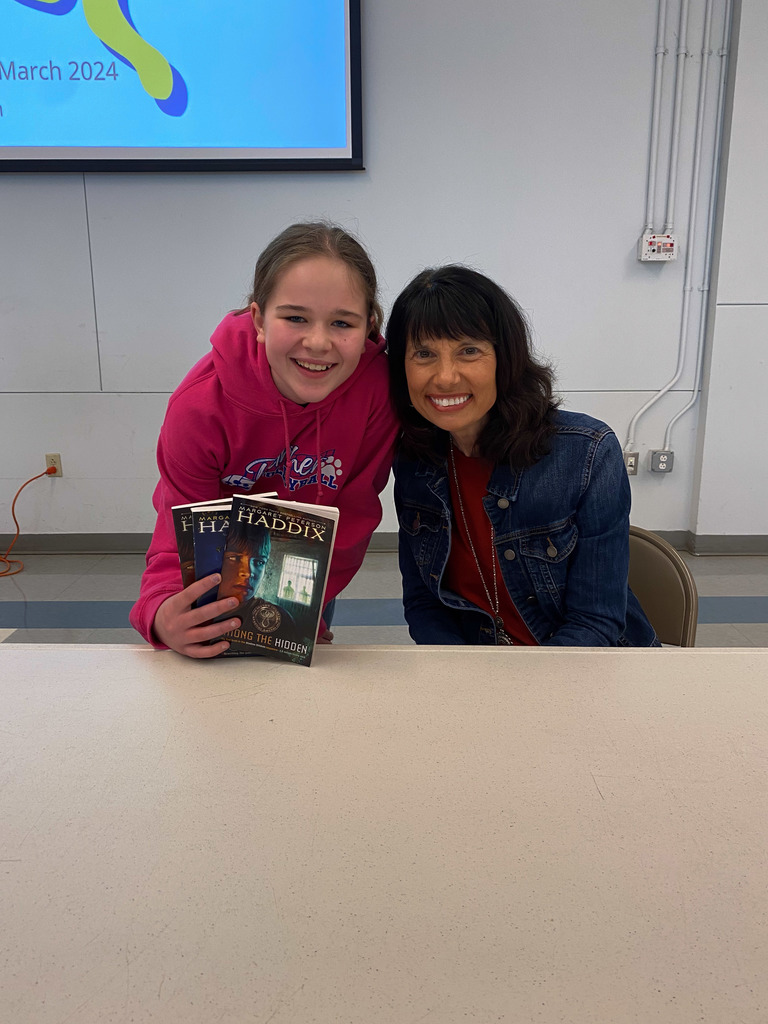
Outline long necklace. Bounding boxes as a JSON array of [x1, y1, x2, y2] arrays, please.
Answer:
[[449, 440, 515, 646]]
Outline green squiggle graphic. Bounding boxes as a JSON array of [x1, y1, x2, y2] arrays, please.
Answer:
[[82, 0, 173, 101]]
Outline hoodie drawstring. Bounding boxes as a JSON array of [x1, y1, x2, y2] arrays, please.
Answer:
[[279, 400, 293, 494], [278, 400, 325, 501], [315, 409, 324, 500]]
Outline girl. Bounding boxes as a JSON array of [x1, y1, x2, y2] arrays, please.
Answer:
[[130, 222, 398, 657], [386, 265, 658, 647]]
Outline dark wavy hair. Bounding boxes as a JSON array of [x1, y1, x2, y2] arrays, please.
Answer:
[[386, 265, 559, 466]]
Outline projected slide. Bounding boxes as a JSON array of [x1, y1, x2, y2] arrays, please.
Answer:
[[0, 0, 357, 166]]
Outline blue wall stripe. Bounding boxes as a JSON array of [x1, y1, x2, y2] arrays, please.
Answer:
[[0, 602, 135, 629], [0, 599, 408, 630], [332, 598, 406, 626], [0, 596, 766, 629], [696, 596, 768, 624]]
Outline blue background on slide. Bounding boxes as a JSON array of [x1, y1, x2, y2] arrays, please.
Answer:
[[0, 0, 348, 149]]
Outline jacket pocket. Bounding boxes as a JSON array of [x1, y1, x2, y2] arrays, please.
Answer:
[[398, 502, 445, 569], [518, 521, 577, 600]]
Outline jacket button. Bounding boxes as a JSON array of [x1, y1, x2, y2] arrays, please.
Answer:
[[503, 549, 515, 560], [526, 595, 537, 604], [497, 498, 510, 509], [547, 544, 557, 557]]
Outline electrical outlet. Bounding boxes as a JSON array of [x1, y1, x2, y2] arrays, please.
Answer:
[[623, 451, 639, 476], [649, 450, 674, 473], [45, 453, 63, 477]]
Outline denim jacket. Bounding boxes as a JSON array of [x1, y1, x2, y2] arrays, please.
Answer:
[[394, 410, 658, 647]]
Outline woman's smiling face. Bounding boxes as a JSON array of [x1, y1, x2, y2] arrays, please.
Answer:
[[405, 336, 497, 455]]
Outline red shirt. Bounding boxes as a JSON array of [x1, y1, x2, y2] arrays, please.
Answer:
[[445, 448, 538, 645]]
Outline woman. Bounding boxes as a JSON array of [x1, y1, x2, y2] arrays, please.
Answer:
[[386, 265, 658, 647]]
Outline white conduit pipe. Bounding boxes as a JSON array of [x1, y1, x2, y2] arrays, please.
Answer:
[[664, 0, 692, 233], [625, 0, 695, 452], [663, 0, 733, 450], [644, 0, 669, 232]]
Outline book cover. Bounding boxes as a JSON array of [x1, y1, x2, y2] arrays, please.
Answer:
[[172, 498, 232, 590], [215, 494, 339, 666], [191, 502, 233, 607]]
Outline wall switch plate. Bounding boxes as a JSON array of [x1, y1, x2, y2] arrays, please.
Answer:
[[623, 451, 639, 475]]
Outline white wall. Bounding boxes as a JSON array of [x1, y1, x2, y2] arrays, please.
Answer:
[[1, 0, 754, 545], [695, 0, 768, 541]]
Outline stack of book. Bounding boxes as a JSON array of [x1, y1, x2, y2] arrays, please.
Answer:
[[172, 493, 339, 666]]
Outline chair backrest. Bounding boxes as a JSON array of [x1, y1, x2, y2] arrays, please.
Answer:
[[628, 526, 698, 647]]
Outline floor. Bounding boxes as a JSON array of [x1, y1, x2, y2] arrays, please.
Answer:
[[1, 550, 767, 647]]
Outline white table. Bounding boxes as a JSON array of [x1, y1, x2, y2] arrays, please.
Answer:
[[2, 644, 768, 1023]]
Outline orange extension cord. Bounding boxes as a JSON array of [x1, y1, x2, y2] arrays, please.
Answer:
[[1, 466, 58, 578]]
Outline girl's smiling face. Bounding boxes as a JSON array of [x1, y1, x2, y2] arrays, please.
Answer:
[[251, 256, 371, 405], [405, 336, 498, 455]]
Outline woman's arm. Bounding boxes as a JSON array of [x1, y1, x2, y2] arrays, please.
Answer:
[[542, 431, 631, 646], [394, 463, 468, 644], [398, 537, 468, 644]]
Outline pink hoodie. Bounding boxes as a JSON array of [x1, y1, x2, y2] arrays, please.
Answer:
[[130, 311, 398, 647]]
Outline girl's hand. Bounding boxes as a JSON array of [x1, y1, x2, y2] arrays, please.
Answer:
[[153, 574, 242, 658]]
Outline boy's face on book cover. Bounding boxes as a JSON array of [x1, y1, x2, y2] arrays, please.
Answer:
[[219, 545, 270, 605]]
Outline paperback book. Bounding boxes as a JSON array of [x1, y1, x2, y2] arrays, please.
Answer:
[[191, 502, 233, 607], [215, 494, 339, 666], [171, 498, 232, 590]]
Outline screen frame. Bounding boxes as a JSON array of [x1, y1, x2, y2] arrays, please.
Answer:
[[0, 0, 363, 173]]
